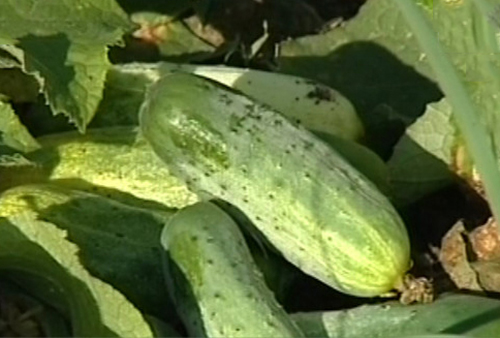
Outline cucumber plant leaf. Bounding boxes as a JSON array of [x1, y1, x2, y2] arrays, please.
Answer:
[[0, 184, 176, 319], [0, 0, 133, 132], [278, 0, 500, 204], [0, 211, 153, 337], [291, 293, 500, 338], [388, 98, 460, 206], [277, 0, 442, 155], [0, 101, 40, 153]]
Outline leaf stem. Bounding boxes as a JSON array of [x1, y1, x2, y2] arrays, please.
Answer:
[[394, 0, 500, 231]]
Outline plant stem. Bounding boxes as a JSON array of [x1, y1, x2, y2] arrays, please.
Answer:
[[394, 0, 500, 231]]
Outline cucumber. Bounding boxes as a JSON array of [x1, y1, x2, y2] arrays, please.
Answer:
[[161, 201, 304, 338], [0, 126, 199, 209], [104, 62, 364, 141], [141, 73, 411, 297], [157, 62, 364, 141]]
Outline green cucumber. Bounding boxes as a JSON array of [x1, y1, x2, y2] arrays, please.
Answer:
[[161, 201, 304, 338], [141, 73, 411, 298], [0, 126, 199, 209], [290, 293, 500, 338], [104, 62, 364, 141]]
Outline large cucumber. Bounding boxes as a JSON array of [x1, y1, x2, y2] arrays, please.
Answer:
[[141, 73, 411, 298], [161, 201, 304, 337], [0, 126, 199, 209]]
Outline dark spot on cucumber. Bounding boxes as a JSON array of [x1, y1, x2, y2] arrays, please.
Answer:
[[235, 327, 242, 332], [191, 235, 198, 242], [219, 92, 232, 104], [303, 140, 314, 150], [307, 85, 334, 101], [274, 226, 280, 231], [115, 232, 124, 238], [273, 119, 282, 127], [304, 172, 311, 179], [266, 320, 277, 328], [268, 193, 274, 199], [296, 118, 302, 124], [285, 149, 291, 154], [256, 216, 262, 221], [213, 292, 222, 299], [295, 97, 299, 101], [220, 184, 227, 191], [291, 144, 297, 149], [245, 103, 255, 111], [207, 259, 214, 264]]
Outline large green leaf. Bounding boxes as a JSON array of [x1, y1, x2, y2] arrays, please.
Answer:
[[0, 101, 39, 153], [388, 98, 460, 205], [279, 0, 500, 202], [277, 0, 442, 155], [0, 68, 39, 103], [0, 0, 133, 132], [387, 0, 500, 205], [0, 184, 169, 337], [0, 219, 153, 337], [291, 293, 500, 338]]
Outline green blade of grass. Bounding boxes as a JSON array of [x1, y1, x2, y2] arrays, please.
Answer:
[[394, 0, 500, 230]]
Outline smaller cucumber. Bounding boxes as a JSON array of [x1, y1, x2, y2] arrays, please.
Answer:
[[0, 126, 199, 209], [161, 201, 304, 338], [105, 62, 364, 141]]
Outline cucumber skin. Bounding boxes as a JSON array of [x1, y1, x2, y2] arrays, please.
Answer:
[[0, 126, 199, 209], [161, 202, 304, 338], [141, 73, 411, 297]]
